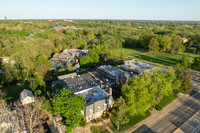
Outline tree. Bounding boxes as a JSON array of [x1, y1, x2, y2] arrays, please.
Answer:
[[122, 69, 180, 116], [171, 35, 185, 54], [192, 56, 200, 69], [140, 33, 155, 49], [35, 64, 52, 80], [149, 38, 160, 52], [54, 82, 64, 92], [79, 55, 93, 68], [2, 62, 23, 85], [14, 97, 46, 133], [178, 55, 189, 68], [31, 73, 46, 95], [160, 35, 172, 53], [174, 64, 192, 94], [67, 62, 73, 72], [34, 56, 52, 68], [113, 97, 129, 131], [88, 49, 99, 64], [51, 89, 86, 132], [195, 34, 200, 54]]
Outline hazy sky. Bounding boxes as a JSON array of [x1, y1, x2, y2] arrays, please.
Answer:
[[1, 0, 200, 20]]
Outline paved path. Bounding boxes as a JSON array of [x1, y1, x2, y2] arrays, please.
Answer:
[[132, 92, 200, 133]]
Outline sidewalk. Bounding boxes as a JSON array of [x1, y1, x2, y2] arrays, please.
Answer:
[[122, 93, 189, 133]]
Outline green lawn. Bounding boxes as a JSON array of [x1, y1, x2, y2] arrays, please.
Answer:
[[155, 92, 178, 111], [110, 48, 148, 57], [110, 111, 150, 132], [1, 82, 30, 101], [90, 125, 109, 133], [134, 52, 199, 67]]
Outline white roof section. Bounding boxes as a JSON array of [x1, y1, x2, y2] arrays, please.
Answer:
[[20, 89, 34, 101]]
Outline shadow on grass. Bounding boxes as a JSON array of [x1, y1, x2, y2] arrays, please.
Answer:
[[134, 54, 178, 66], [1, 81, 30, 102]]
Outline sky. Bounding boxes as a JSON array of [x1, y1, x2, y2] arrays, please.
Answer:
[[0, 0, 200, 21]]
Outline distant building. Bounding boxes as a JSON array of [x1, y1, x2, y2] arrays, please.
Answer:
[[182, 38, 189, 43], [121, 59, 155, 74], [20, 89, 34, 105], [52, 73, 114, 122], [50, 49, 88, 72], [0, 57, 15, 65], [53, 26, 77, 31], [0, 57, 9, 64], [4, 16, 7, 21]]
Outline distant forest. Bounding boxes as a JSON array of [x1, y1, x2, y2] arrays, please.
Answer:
[[0, 20, 200, 86]]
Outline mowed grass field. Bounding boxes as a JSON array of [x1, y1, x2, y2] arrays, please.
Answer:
[[111, 47, 199, 71], [134, 52, 199, 67], [110, 48, 148, 57]]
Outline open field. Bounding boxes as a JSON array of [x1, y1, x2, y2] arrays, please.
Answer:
[[110, 48, 148, 57], [134, 52, 199, 70], [111, 48, 199, 69]]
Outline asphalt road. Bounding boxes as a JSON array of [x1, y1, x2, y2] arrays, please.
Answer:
[[134, 92, 200, 133]]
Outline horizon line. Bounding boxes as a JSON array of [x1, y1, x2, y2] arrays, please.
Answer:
[[0, 18, 200, 22]]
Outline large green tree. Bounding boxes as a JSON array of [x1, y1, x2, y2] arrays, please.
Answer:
[[174, 64, 192, 94], [122, 69, 180, 116], [113, 96, 129, 131], [159, 35, 172, 53], [149, 38, 160, 52], [51, 89, 86, 133]]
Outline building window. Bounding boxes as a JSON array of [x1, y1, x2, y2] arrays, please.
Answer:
[[89, 114, 93, 120], [89, 109, 93, 114], [97, 106, 101, 112], [97, 112, 100, 117]]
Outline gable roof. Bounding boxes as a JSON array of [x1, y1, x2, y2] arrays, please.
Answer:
[[20, 89, 34, 101]]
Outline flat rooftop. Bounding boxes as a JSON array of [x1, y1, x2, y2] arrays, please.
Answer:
[[76, 86, 111, 105], [97, 65, 124, 77], [53, 73, 99, 93], [122, 59, 154, 74]]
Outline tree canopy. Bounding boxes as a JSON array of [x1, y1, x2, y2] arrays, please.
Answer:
[[51, 89, 86, 132], [122, 69, 181, 116]]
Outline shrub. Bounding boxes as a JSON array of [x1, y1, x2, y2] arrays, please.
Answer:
[[102, 113, 109, 120], [155, 105, 163, 111], [79, 119, 86, 127]]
